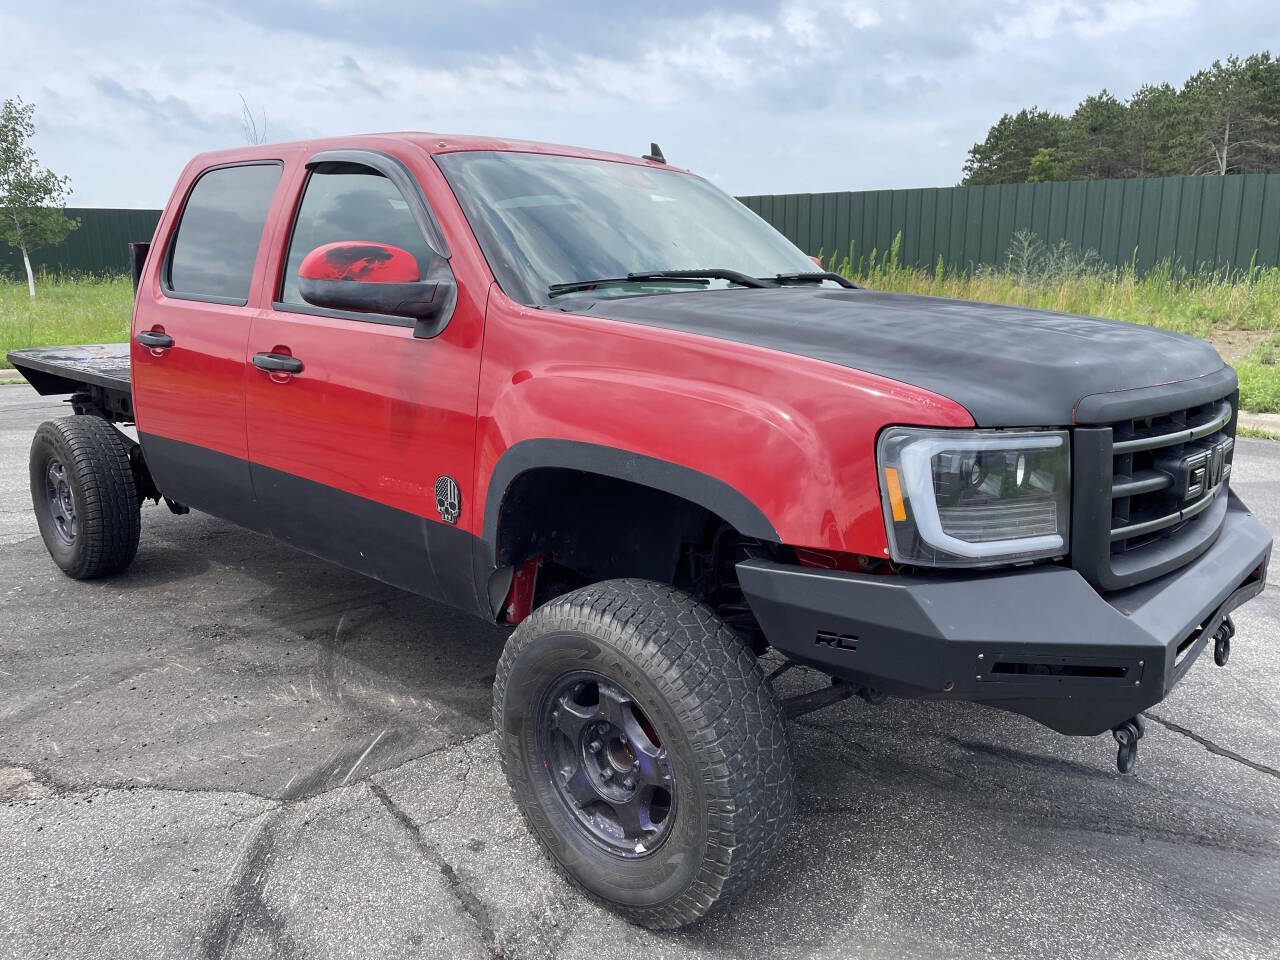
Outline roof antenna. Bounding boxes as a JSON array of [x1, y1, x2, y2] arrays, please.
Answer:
[[643, 142, 666, 164]]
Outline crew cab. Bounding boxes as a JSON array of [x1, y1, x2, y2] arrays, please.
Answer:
[[8, 133, 1271, 929]]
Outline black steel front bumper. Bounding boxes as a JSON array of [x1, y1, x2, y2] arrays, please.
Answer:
[[739, 492, 1272, 736]]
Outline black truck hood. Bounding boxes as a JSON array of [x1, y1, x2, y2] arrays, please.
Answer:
[[575, 287, 1227, 426]]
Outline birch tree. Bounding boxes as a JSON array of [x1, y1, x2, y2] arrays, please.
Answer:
[[1181, 58, 1259, 175], [0, 97, 78, 298]]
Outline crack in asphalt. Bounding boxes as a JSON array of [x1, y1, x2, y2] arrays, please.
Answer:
[[1, 731, 499, 960], [369, 780, 501, 959], [1143, 712, 1280, 781], [0, 731, 493, 806], [413, 745, 477, 829]]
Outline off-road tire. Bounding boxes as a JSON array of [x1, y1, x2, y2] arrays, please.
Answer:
[[30, 416, 140, 579], [493, 579, 794, 928]]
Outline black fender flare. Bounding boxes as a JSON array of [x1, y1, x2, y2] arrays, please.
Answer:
[[476, 439, 779, 616]]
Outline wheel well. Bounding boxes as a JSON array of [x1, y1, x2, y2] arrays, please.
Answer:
[[493, 468, 779, 643]]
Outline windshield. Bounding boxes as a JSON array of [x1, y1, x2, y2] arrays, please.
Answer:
[[435, 151, 819, 305]]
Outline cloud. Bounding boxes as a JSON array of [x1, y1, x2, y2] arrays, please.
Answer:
[[0, 0, 1274, 207], [337, 57, 388, 102], [211, 0, 788, 65], [91, 77, 220, 135]]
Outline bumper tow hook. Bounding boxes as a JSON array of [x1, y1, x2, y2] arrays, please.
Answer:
[[1111, 715, 1146, 774], [1213, 616, 1235, 667]]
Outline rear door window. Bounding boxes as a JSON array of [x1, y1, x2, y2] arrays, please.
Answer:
[[279, 164, 435, 307], [167, 163, 281, 304]]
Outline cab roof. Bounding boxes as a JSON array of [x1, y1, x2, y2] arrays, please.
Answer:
[[184, 132, 684, 174]]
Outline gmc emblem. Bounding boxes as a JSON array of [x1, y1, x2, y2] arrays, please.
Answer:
[[1172, 440, 1233, 504], [1207, 444, 1225, 488], [1180, 437, 1232, 502]]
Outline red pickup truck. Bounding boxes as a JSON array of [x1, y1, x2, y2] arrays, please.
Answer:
[[9, 133, 1272, 929]]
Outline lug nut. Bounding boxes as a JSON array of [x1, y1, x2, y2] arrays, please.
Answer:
[[623, 776, 635, 789], [601, 768, 613, 781], [588, 739, 602, 753]]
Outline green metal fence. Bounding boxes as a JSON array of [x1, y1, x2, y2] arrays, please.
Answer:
[[7, 174, 1280, 279], [738, 174, 1280, 276], [0, 207, 162, 279]]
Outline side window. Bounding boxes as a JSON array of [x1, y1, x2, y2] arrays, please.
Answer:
[[167, 163, 281, 303], [279, 164, 434, 307]]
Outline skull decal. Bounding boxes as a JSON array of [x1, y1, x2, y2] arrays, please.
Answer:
[[434, 476, 461, 524]]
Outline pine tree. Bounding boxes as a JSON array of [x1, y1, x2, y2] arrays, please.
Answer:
[[961, 51, 1280, 184]]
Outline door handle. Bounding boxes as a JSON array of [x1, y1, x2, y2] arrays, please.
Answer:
[[135, 330, 173, 349], [252, 352, 304, 374]]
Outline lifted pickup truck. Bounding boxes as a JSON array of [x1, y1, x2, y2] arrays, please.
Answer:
[[9, 133, 1272, 928]]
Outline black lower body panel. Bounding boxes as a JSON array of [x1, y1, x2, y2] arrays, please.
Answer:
[[141, 433, 265, 534], [138, 432, 488, 619], [738, 493, 1271, 736], [250, 458, 484, 617]]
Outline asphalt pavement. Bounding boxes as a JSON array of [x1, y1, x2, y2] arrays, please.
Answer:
[[2, 382, 1278, 960]]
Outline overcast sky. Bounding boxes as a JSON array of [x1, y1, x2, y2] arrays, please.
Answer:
[[2, 0, 1274, 208]]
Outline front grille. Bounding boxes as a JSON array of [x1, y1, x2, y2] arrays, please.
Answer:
[[1110, 398, 1235, 549], [1072, 388, 1237, 591]]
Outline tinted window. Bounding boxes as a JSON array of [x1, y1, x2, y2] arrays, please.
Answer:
[[280, 166, 434, 305], [168, 163, 281, 302]]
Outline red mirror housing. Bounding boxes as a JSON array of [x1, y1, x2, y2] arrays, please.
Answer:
[[296, 241, 455, 336], [299, 241, 420, 283]]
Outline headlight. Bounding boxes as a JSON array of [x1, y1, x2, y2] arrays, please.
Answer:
[[877, 427, 1070, 568]]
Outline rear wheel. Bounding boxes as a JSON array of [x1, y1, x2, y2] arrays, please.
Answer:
[[29, 417, 140, 579], [493, 579, 793, 928]]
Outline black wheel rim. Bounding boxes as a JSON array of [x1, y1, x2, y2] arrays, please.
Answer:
[[44, 458, 77, 545], [538, 672, 676, 858]]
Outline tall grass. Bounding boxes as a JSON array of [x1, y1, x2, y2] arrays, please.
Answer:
[[824, 231, 1280, 338], [0, 274, 134, 369], [5, 248, 1280, 413], [822, 231, 1280, 412]]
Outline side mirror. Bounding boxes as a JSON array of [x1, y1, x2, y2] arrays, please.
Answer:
[[297, 241, 453, 331]]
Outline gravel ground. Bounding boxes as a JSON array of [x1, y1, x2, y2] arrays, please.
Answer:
[[2, 382, 1278, 960]]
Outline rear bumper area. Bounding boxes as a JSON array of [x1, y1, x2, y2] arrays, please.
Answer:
[[739, 492, 1272, 736]]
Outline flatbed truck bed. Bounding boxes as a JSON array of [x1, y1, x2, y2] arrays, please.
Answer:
[[8, 344, 134, 421]]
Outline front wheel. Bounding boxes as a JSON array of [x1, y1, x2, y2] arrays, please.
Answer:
[[493, 579, 793, 929]]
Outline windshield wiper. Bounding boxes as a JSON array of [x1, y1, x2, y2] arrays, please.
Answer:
[[548, 275, 708, 297], [547, 268, 771, 298], [630, 269, 771, 288], [770, 271, 859, 289]]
